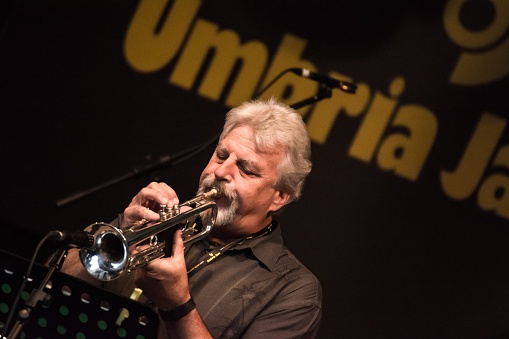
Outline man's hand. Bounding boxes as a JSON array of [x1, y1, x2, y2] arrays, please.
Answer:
[[122, 182, 179, 227]]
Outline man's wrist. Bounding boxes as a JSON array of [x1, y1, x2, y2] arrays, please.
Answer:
[[158, 297, 196, 321]]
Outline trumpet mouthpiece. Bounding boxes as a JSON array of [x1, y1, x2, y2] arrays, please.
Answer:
[[204, 187, 219, 199]]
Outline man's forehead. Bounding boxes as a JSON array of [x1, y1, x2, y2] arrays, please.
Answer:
[[220, 126, 285, 159]]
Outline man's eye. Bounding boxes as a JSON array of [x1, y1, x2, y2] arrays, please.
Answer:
[[239, 165, 258, 176], [240, 167, 252, 174], [216, 151, 228, 160]]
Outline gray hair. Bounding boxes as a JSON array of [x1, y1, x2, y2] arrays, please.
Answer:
[[220, 98, 312, 203]]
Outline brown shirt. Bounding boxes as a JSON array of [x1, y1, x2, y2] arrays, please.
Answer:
[[184, 221, 322, 338]]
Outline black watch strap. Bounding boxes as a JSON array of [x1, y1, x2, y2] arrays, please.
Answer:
[[158, 297, 196, 321]]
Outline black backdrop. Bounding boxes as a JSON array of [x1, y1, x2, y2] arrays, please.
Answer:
[[2, 0, 509, 338]]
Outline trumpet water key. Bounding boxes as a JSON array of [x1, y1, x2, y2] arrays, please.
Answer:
[[79, 188, 219, 281]]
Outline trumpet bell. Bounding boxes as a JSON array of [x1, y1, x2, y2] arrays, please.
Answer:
[[79, 222, 128, 281]]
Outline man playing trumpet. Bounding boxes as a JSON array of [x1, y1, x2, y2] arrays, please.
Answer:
[[61, 98, 322, 338]]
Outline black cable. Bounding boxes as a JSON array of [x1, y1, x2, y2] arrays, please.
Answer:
[[1, 232, 52, 338], [252, 68, 294, 99], [171, 132, 220, 166]]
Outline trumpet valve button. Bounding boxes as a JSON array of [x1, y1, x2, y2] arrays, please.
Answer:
[[159, 205, 170, 221]]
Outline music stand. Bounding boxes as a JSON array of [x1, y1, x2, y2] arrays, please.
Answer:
[[0, 249, 159, 338]]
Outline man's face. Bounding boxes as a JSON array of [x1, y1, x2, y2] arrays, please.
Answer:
[[198, 125, 289, 236]]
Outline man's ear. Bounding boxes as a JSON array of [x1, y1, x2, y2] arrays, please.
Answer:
[[270, 189, 291, 213]]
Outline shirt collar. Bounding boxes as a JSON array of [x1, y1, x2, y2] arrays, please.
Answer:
[[233, 219, 283, 271]]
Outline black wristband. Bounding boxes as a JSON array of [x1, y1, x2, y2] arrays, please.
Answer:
[[159, 297, 196, 321]]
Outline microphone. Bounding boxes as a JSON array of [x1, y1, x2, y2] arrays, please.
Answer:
[[49, 230, 94, 248], [289, 68, 357, 93]]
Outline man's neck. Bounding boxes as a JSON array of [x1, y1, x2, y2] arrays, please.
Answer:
[[208, 227, 241, 245], [209, 217, 273, 245]]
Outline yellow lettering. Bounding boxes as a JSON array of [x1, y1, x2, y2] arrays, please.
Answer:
[[477, 145, 509, 218], [349, 77, 405, 163], [377, 104, 437, 181], [124, 0, 201, 72], [441, 112, 506, 199], [259, 34, 318, 111], [170, 19, 268, 106]]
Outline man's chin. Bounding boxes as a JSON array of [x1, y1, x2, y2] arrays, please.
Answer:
[[214, 206, 237, 226]]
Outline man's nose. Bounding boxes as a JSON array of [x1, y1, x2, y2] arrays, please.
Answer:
[[214, 158, 235, 182]]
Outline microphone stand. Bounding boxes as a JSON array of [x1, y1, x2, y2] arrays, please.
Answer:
[[6, 247, 68, 339], [56, 69, 339, 207], [289, 84, 332, 122]]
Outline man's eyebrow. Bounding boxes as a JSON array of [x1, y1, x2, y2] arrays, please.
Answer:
[[216, 146, 231, 156], [238, 158, 262, 174]]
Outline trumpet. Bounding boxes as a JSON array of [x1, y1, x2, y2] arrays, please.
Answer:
[[79, 188, 219, 281]]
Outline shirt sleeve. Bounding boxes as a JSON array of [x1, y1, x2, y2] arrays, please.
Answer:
[[240, 303, 322, 338]]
